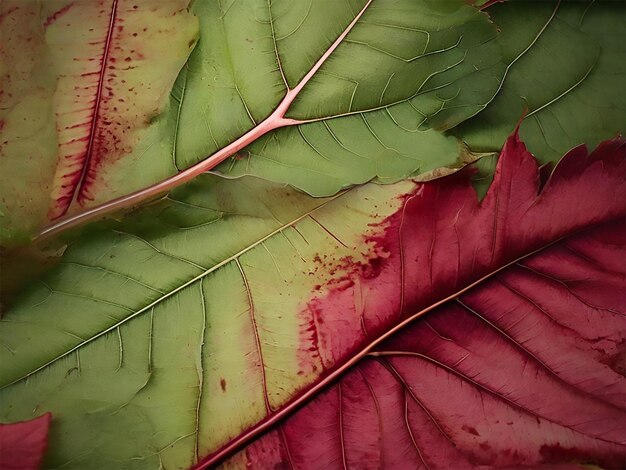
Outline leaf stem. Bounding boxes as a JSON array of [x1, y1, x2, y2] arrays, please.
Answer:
[[37, 0, 375, 241]]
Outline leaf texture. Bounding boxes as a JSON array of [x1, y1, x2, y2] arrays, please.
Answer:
[[220, 218, 626, 469], [0, 130, 624, 468], [31, 0, 503, 241], [43, 0, 199, 219], [0, 0, 199, 243], [454, 0, 626, 163], [201, 133, 626, 468], [0, 1, 58, 244], [141, 0, 501, 194]]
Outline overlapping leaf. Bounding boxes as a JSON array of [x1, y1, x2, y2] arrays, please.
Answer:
[[221, 214, 626, 469], [0, 413, 50, 470], [1, 129, 624, 469], [1, 1, 625, 469], [1, 0, 504, 243], [0, 0, 199, 243], [454, 0, 626, 163], [3, 0, 624, 246]]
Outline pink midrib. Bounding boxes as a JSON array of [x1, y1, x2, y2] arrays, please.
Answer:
[[39, 0, 374, 239], [57, 0, 119, 218]]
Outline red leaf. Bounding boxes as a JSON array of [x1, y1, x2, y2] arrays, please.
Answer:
[[0, 414, 51, 470], [239, 217, 626, 468], [198, 133, 626, 468]]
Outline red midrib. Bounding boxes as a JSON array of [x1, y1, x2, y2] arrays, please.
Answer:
[[69, 0, 119, 212]]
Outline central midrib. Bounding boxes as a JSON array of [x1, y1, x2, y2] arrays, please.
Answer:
[[38, 0, 375, 239], [67, 0, 119, 215], [2, 190, 348, 388], [192, 214, 625, 469]]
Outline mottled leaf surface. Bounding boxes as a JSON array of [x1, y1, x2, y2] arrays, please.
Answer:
[[207, 134, 626, 469], [0, 0, 198, 243], [43, 0, 199, 218], [1, 130, 624, 469], [0, 2, 58, 244], [223, 215, 626, 470]]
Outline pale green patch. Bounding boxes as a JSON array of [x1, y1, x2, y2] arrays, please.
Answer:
[[0, 174, 413, 468]]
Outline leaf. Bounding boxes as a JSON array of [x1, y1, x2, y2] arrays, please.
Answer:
[[453, 0, 626, 163], [0, 413, 51, 470], [0, 129, 624, 469], [0, 0, 199, 243], [220, 221, 626, 469], [24, 0, 506, 240], [0, 2, 58, 244], [42, 0, 199, 220]]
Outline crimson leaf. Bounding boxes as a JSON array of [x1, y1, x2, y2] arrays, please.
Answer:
[[199, 134, 626, 467], [0, 413, 51, 470]]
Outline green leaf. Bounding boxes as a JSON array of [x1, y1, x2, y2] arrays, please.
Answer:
[[0, 2, 58, 244], [168, 0, 501, 194], [0, 174, 416, 468], [2, 0, 505, 241], [453, 0, 626, 163]]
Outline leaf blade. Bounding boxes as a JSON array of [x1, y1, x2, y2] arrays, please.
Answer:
[[223, 217, 625, 468], [2, 131, 624, 468]]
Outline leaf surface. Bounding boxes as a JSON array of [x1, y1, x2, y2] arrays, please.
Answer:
[[221, 218, 626, 469], [1, 129, 624, 468], [0, 0, 199, 243], [42, 0, 199, 219], [13, 0, 507, 240], [454, 0, 626, 163], [0, 1, 58, 244]]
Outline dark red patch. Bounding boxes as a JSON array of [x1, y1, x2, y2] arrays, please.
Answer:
[[220, 379, 227, 392], [598, 339, 626, 377], [461, 425, 480, 436], [539, 443, 608, 466]]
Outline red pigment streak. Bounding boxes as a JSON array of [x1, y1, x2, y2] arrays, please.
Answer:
[[461, 425, 480, 436], [294, 198, 410, 387], [49, 0, 119, 219], [43, 3, 74, 28], [478, 0, 506, 10]]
